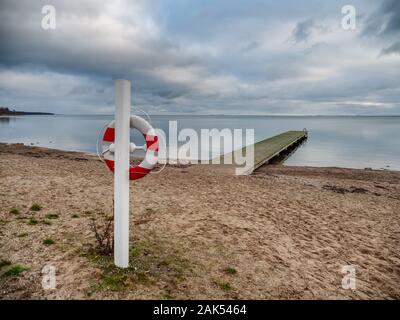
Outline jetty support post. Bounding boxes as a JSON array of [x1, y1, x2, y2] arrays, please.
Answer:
[[114, 79, 131, 268]]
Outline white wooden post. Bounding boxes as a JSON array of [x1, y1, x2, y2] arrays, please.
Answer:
[[114, 79, 131, 268]]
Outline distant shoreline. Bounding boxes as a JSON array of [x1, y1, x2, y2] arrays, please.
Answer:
[[0, 111, 54, 116], [0, 107, 54, 116]]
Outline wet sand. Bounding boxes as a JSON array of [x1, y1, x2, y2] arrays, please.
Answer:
[[0, 143, 399, 299]]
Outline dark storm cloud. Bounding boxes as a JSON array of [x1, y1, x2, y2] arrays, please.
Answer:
[[291, 19, 315, 43], [0, 0, 198, 91], [240, 41, 260, 53], [156, 90, 186, 99], [0, 0, 399, 115], [381, 42, 400, 56], [381, 0, 400, 34], [362, 0, 400, 59], [362, 0, 400, 37]]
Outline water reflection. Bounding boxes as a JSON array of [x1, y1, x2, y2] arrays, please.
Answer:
[[0, 116, 15, 127], [0, 114, 399, 170]]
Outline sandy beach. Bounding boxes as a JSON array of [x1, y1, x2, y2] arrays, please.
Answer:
[[0, 142, 399, 299]]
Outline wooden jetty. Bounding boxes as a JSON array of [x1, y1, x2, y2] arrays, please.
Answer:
[[217, 129, 308, 175]]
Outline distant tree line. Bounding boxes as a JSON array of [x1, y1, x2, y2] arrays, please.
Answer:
[[0, 107, 54, 116]]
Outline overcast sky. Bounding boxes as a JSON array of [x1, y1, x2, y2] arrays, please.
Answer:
[[0, 0, 399, 115]]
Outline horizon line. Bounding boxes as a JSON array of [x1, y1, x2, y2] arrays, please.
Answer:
[[51, 113, 400, 117]]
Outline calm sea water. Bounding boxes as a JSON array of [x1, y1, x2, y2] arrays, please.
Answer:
[[1, 114, 400, 170]]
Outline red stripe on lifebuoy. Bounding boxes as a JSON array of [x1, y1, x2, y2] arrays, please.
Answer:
[[103, 127, 115, 142], [105, 159, 115, 171], [130, 166, 151, 180], [105, 159, 151, 180], [144, 134, 159, 151]]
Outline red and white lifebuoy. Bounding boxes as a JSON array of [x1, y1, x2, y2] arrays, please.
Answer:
[[102, 115, 158, 180]]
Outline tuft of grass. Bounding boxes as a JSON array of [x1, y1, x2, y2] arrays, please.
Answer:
[[0, 259, 11, 268], [15, 216, 28, 220], [42, 220, 52, 225], [72, 214, 79, 218], [130, 244, 143, 258], [101, 273, 127, 291], [28, 218, 38, 225], [30, 204, 42, 211], [9, 208, 20, 215], [223, 267, 237, 275], [18, 233, 29, 238], [218, 282, 232, 291], [136, 271, 150, 284], [85, 237, 191, 294], [3, 264, 27, 277], [162, 293, 174, 300], [45, 213, 59, 219], [43, 239, 55, 246]]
